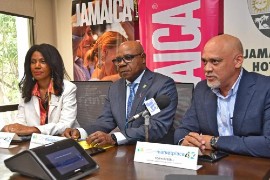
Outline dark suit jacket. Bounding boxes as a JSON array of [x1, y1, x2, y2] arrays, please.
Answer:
[[174, 69, 270, 158], [85, 68, 178, 144]]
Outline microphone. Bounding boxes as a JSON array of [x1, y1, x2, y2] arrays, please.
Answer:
[[127, 95, 170, 122]]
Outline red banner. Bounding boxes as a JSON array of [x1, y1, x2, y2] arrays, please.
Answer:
[[138, 0, 223, 83]]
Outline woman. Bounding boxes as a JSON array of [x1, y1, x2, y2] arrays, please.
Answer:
[[89, 31, 127, 81], [1, 44, 80, 135]]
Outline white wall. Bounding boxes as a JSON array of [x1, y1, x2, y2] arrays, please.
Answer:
[[0, 0, 34, 17], [53, 0, 73, 79]]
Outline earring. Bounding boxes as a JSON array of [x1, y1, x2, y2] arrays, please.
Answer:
[[32, 77, 35, 81], [50, 72, 54, 85], [48, 72, 55, 95]]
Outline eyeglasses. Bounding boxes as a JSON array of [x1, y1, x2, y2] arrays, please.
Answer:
[[112, 53, 143, 66]]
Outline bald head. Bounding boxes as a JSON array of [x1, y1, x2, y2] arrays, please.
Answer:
[[204, 34, 243, 56], [119, 41, 145, 54], [202, 34, 244, 95]]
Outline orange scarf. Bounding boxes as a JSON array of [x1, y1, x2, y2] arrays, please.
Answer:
[[32, 80, 56, 125]]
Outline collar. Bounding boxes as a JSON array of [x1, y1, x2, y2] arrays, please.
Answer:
[[32, 81, 57, 97], [212, 68, 243, 98], [126, 70, 145, 86]]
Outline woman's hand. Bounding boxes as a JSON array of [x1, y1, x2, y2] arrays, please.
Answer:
[[2, 123, 40, 135]]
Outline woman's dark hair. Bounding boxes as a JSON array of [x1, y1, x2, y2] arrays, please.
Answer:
[[19, 43, 70, 103]]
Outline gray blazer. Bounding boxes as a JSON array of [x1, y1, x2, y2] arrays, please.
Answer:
[[174, 69, 270, 158], [85, 68, 178, 144]]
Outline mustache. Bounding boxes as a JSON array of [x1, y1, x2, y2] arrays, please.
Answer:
[[205, 73, 217, 77]]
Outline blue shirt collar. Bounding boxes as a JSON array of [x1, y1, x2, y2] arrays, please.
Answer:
[[212, 68, 243, 98]]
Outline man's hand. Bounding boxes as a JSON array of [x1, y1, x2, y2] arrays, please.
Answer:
[[62, 128, 81, 139], [182, 132, 214, 150], [86, 131, 115, 146]]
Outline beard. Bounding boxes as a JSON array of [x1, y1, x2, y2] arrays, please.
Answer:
[[207, 79, 221, 89]]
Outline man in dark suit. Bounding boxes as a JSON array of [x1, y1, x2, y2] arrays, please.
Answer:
[[63, 41, 178, 145], [174, 34, 270, 158]]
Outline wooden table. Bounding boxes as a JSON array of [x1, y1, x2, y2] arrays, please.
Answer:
[[0, 142, 269, 180]]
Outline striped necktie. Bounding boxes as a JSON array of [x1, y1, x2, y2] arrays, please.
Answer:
[[126, 83, 137, 121]]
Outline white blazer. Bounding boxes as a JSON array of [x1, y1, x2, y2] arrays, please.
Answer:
[[14, 80, 80, 135]]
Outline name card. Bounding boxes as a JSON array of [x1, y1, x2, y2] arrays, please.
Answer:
[[0, 132, 16, 148], [29, 133, 66, 149], [134, 141, 202, 170]]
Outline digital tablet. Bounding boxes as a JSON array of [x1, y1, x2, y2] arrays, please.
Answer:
[[5, 139, 99, 180]]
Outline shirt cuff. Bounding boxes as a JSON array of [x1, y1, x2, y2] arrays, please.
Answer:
[[77, 128, 88, 139], [113, 132, 128, 145]]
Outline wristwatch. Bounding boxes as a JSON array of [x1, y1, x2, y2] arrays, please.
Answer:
[[210, 136, 219, 150], [178, 138, 185, 145], [111, 134, 118, 145]]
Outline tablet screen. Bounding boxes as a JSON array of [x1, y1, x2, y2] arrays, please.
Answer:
[[33, 139, 98, 179], [46, 146, 89, 175]]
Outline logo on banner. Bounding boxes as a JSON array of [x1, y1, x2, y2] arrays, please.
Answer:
[[247, 0, 270, 38]]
